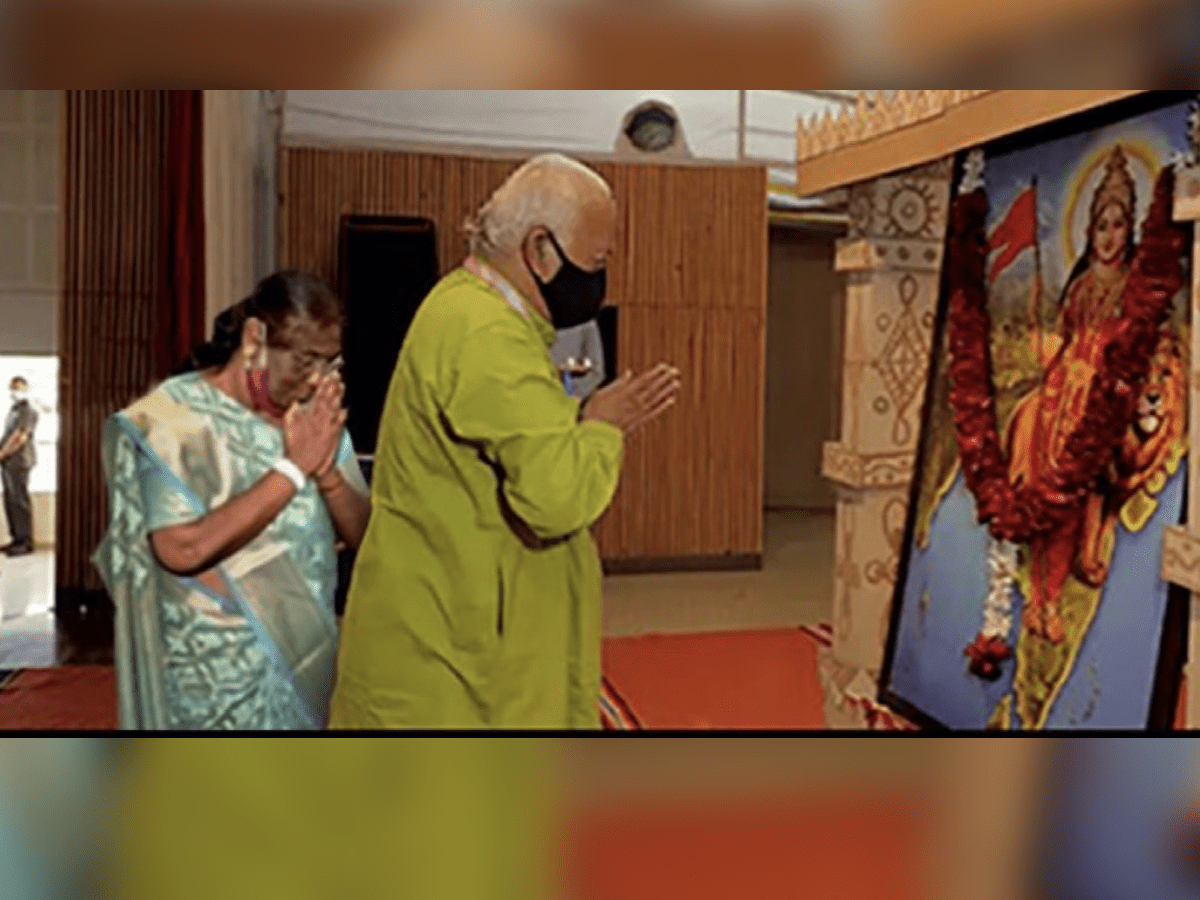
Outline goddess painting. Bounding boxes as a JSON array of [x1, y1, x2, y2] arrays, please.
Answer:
[[1005, 146, 1184, 643], [882, 95, 1196, 730]]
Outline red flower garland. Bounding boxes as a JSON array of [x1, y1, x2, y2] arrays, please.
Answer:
[[945, 165, 1188, 544]]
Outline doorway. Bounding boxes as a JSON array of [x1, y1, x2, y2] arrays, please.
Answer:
[[600, 219, 845, 639], [760, 219, 844, 629]]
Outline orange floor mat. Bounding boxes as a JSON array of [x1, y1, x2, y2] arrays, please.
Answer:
[[566, 791, 929, 900], [601, 629, 826, 729]]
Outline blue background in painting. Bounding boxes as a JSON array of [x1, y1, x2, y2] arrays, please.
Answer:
[[885, 97, 1193, 729], [886, 468, 1183, 728], [1047, 739, 1200, 900], [888, 473, 1015, 727]]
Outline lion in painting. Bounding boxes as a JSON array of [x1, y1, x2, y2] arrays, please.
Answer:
[[1076, 326, 1189, 586]]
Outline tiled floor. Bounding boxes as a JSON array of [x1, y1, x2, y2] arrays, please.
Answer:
[[602, 509, 834, 638], [0, 551, 55, 668]]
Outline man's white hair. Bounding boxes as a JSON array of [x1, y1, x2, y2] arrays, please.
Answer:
[[465, 153, 612, 257]]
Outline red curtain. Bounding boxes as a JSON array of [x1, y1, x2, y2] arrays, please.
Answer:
[[154, 90, 207, 379]]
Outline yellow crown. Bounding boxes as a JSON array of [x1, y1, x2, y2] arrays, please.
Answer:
[[1089, 145, 1136, 224]]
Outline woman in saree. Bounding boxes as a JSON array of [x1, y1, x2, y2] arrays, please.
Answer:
[[94, 271, 371, 729], [1004, 145, 1140, 644]]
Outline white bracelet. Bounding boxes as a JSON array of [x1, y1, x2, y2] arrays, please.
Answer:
[[271, 458, 308, 492]]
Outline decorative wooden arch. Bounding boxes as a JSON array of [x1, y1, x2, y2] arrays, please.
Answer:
[[798, 90, 1200, 729]]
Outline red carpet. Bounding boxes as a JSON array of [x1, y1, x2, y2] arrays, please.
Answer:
[[0, 666, 117, 730], [566, 791, 929, 900], [0, 635, 1184, 730], [0, 631, 830, 731], [602, 628, 826, 729]]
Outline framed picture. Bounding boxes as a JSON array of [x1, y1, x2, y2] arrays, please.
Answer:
[[880, 92, 1199, 730]]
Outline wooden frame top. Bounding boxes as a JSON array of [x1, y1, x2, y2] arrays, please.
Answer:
[[795, 90, 1147, 195]]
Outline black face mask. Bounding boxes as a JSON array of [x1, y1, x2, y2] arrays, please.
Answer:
[[530, 232, 607, 329]]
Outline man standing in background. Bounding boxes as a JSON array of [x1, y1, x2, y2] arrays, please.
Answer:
[[551, 320, 606, 400], [0, 376, 38, 557]]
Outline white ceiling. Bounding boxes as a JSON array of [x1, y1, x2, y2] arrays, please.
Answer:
[[283, 90, 859, 207]]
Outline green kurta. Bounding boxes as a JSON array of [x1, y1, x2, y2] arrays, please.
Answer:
[[329, 264, 624, 729], [108, 739, 557, 900]]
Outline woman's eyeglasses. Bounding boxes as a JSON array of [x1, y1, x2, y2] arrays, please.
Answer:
[[274, 346, 343, 379]]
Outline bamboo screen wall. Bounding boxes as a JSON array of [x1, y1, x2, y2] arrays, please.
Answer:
[[59, 91, 167, 596], [278, 147, 768, 565]]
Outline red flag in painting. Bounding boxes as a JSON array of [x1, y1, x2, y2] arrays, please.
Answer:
[[987, 185, 1037, 285]]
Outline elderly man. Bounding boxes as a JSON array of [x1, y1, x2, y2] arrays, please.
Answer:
[[1, 376, 38, 557], [331, 154, 680, 728]]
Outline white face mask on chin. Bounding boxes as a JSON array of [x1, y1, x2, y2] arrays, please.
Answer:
[[10, 390, 27, 404]]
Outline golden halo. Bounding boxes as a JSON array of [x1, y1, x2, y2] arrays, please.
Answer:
[[1060, 140, 1161, 266]]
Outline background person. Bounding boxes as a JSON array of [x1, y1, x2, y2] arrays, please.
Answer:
[[1, 375, 39, 557]]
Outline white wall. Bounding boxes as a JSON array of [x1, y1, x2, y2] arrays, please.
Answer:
[[283, 90, 849, 203], [0, 90, 60, 548], [0, 90, 58, 355]]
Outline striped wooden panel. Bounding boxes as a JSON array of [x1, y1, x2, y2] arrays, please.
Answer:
[[59, 91, 165, 593], [278, 147, 767, 562]]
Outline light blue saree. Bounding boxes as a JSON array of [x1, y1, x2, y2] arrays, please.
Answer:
[[93, 372, 367, 730], [0, 773, 49, 900], [0, 738, 109, 900]]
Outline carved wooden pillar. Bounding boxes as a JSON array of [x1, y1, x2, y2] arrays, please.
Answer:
[[822, 158, 953, 685], [1159, 161, 1200, 727]]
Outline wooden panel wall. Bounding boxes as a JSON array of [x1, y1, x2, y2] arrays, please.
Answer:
[[59, 91, 165, 595], [278, 147, 767, 564]]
